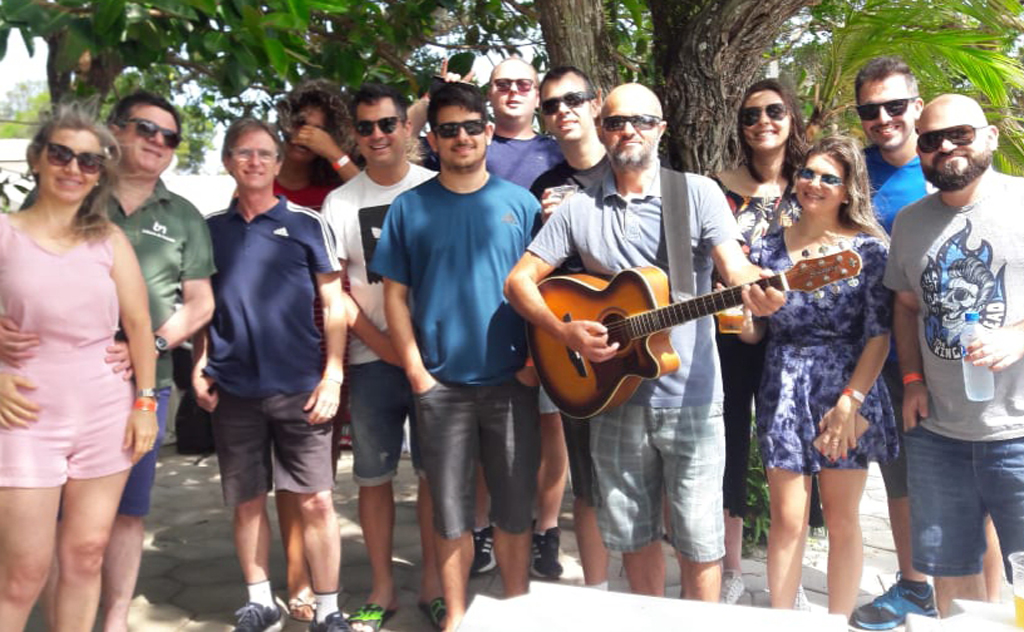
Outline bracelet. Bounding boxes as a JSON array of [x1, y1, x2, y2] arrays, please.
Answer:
[[133, 398, 158, 413], [841, 387, 865, 405], [902, 372, 925, 386], [332, 155, 351, 173]]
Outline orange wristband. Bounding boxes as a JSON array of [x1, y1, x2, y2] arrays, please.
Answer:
[[841, 387, 865, 405], [902, 372, 924, 386], [133, 398, 157, 413]]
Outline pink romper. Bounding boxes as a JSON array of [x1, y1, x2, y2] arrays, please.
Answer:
[[0, 214, 133, 487]]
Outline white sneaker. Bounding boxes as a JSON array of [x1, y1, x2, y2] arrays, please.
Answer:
[[794, 585, 810, 611], [720, 570, 746, 604]]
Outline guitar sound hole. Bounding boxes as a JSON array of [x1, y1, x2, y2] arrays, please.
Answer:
[[603, 313, 629, 348]]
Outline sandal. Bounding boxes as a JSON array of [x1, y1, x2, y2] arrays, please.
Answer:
[[348, 603, 396, 632], [287, 590, 316, 622], [418, 597, 446, 632]]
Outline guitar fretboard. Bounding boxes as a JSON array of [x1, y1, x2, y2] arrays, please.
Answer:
[[623, 275, 786, 339]]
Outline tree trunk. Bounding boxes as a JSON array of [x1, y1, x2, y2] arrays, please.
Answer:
[[648, 0, 812, 173], [535, 0, 620, 92]]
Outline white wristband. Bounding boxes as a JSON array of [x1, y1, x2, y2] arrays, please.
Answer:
[[842, 387, 865, 405], [332, 155, 350, 172]]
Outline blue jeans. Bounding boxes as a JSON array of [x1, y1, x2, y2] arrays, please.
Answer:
[[348, 361, 421, 485], [906, 425, 1024, 577], [117, 387, 171, 516]]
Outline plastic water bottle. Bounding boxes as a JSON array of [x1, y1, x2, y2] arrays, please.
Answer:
[[961, 311, 994, 402]]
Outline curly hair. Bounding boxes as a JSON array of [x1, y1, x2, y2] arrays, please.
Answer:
[[26, 102, 120, 241], [804, 135, 887, 242], [275, 79, 356, 187], [737, 79, 808, 184]]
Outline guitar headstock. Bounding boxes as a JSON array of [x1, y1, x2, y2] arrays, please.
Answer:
[[785, 249, 862, 293]]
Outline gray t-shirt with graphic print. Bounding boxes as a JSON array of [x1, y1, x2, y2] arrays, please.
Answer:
[[883, 171, 1024, 441]]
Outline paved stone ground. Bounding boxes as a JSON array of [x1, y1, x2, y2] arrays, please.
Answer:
[[25, 443, 1012, 631]]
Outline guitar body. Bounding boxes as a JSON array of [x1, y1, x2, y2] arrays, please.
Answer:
[[528, 267, 680, 419]]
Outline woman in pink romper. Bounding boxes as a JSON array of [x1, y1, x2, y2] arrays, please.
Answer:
[[0, 105, 158, 631]]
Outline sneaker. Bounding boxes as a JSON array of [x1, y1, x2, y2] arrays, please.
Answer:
[[232, 602, 284, 632], [793, 585, 810, 611], [850, 575, 937, 630], [720, 570, 745, 604], [531, 527, 564, 579], [471, 525, 496, 575], [308, 612, 352, 632]]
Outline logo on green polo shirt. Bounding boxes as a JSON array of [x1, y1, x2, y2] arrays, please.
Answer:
[[142, 220, 176, 243]]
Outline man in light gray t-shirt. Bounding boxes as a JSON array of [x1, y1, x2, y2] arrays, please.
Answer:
[[882, 93, 1024, 616]]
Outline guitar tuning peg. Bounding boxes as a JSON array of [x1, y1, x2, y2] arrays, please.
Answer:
[[813, 290, 825, 300], [848, 278, 860, 288], [831, 284, 841, 294]]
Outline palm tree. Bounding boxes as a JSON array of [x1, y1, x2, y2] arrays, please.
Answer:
[[779, 0, 1024, 172]]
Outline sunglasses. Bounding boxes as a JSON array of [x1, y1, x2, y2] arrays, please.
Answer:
[[797, 167, 843, 187], [917, 124, 987, 153], [126, 117, 181, 149], [433, 119, 487, 139], [601, 114, 662, 132], [854, 97, 917, 121], [540, 91, 596, 115], [740, 103, 788, 127], [355, 116, 401, 137], [46, 142, 106, 175], [492, 78, 535, 94]]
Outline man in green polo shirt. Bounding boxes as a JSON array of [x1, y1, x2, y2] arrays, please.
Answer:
[[1, 91, 216, 631]]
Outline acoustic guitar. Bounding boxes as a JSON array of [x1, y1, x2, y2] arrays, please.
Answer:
[[528, 250, 862, 418]]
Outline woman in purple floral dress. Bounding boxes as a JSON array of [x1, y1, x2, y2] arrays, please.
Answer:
[[741, 136, 897, 616]]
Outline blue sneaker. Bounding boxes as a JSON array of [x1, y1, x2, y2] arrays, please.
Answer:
[[850, 576, 937, 630]]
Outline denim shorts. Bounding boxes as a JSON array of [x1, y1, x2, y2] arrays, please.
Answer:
[[118, 387, 172, 516], [906, 425, 1024, 577], [538, 385, 559, 415], [877, 362, 909, 500], [414, 379, 540, 539], [348, 361, 421, 485], [590, 403, 725, 560]]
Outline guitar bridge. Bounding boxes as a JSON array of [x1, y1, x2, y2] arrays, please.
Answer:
[[563, 313, 588, 378]]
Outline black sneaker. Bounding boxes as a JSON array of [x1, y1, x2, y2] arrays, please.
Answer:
[[308, 611, 352, 632], [531, 527, 564, 579], [231, 602, 284, 632], [470, 525, 496, 575], [850, 575, 937, 630]]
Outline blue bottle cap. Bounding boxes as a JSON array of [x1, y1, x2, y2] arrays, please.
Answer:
[[965, 311, 980, 322]]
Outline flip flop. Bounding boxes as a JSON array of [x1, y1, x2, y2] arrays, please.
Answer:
[[348, 603, 396, 632], [418, 597, 447, 632], [287, 590, 315, 622]]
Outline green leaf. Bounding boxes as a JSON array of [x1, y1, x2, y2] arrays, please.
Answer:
[[263, 38, 288, 76], [183, 0, 218, 14], [262, 12, 306, 30], [448, 51, 475, 76], [53, 21, 92, 73], [94, 0, 125, 34], [0, 28, 9, 60]]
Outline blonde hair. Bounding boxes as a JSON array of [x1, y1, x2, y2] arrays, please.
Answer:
[[26, 102, 120, 241]]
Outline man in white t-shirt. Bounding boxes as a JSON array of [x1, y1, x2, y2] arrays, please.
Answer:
[[322, 83, 442, 632]]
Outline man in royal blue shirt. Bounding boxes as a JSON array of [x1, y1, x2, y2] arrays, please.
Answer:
[[193, 119, 349, 632]]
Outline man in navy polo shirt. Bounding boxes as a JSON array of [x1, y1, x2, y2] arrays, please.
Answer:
[[193, 118, 349, 632]]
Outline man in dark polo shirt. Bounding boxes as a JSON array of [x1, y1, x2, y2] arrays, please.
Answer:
[[193, 118, 349, 632], [0, 91, 216, 632]]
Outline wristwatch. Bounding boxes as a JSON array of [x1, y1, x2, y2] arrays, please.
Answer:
[[155, 336, 169, 353], [137, 388, 157, 398]]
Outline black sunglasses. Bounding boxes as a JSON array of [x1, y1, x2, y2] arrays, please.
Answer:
[[854, 97, 917, 121], [492, 78, 534, 93], [740, 103, 788, 127], [797, 167, 843, 187], [355, 116, 401, 137], [46, 142, 106, 175], [601, 114, 661, 132], [917, 125, 987, 153], [433, 119, 487, 139], [540, 91, 596, 115], [126, 117, 181, 149]]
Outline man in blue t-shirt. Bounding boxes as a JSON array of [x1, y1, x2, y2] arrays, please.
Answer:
[[193, 119, 349, 632], [851, 57, 934, 630], [506, 83, 785, 600], [371, 83, 542, 632]]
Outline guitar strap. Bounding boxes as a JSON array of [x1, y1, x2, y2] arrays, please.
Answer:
[[659, 167, 695, 302]]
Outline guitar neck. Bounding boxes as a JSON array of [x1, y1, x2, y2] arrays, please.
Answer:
[[625, 274, 787, 339]]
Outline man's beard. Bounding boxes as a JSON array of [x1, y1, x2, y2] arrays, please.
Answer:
[[609, 142, 654, 170], [923, 147, 992, 191]]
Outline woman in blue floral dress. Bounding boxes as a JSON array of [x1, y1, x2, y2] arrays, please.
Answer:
[[740, 135, 897, 616]]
